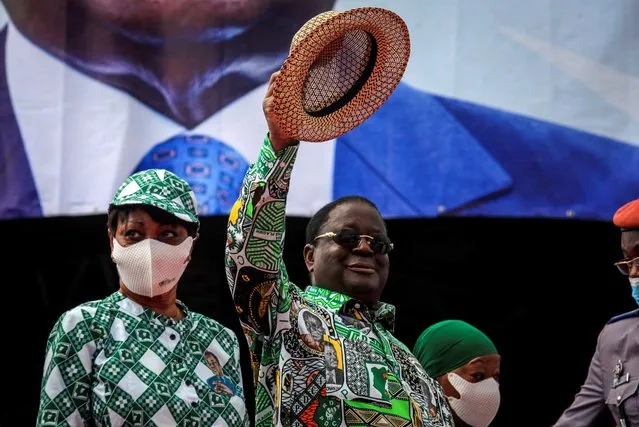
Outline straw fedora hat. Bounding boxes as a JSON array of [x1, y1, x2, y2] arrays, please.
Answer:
[[270, 7, 411, 143]]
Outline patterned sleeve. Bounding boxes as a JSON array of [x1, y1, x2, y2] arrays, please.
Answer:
[[37, 305, 102, 426], [225, 134, 298, 361]]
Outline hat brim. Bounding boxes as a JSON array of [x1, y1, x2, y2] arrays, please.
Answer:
[[272, 7, 410, 143], [112, 194, 199, 224]]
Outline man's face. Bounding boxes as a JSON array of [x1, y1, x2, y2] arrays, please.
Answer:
[[325, 345, 338, 369], [205, 353, 222, 375], [304, 313, 325, 342], [305, 202, 390, 305], [2, 0, 337, 126], [620, 230, 639, 278], [3, 0, 337, 43]]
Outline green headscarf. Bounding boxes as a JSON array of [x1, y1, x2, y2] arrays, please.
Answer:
[[413, 320, 498, 378]]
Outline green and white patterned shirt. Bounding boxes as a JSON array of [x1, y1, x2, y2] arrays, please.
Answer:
[[37, 292, 249, 426], [225, 136, 454, 427]]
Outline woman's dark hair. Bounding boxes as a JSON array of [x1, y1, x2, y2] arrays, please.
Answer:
[[305, 195, 385, 245], [107, 204, 199, 237]]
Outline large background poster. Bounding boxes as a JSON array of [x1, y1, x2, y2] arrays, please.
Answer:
[[1, 0, 638, 221]]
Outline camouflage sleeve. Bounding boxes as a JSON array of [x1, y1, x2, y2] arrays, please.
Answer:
[[37, 306, 102, 426], [225, 134, 298, 367]]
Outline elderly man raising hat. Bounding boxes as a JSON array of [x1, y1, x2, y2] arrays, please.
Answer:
[[224, 7, 454, 426]]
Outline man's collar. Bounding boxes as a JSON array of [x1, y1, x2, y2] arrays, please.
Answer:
[[303, 285, 396, 332]]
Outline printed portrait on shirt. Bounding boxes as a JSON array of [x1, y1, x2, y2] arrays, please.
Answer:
[[418, 376, 440, 419], [323, 338, 344, 390], [203, 351, 236, 396], [298, 309, 328, 352], [412, 358, 442, 419], [394, 343, 442, 419]]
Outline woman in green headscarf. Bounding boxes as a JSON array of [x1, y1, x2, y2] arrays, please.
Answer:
[[413, 320, 501, 427]]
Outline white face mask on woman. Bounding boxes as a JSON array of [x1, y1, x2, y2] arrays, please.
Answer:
[[112, 237, 193, 297], [447, 372, 500, 427]]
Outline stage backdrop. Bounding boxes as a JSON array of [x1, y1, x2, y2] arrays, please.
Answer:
[[0, 0, 638, 221]]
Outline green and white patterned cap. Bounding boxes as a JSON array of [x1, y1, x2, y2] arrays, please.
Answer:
[[110, 169, 198, 223]]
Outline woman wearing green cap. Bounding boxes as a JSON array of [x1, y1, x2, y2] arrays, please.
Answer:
[[413, 320, 501, 427], [36, 169, 249, 426]]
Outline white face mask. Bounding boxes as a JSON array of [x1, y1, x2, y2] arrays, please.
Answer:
[[447, 372, 500, 427], [112, 237, 193, 297]]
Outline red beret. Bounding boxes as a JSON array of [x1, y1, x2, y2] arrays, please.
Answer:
[[613, 198, 639, 230]]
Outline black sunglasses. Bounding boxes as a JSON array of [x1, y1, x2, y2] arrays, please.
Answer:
[[314, 230, 394, 255]]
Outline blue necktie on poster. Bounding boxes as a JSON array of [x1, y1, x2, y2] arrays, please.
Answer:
[[134, 135, 249, 215]]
